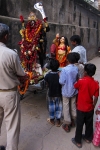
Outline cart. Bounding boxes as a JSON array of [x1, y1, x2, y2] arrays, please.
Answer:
[[20, 78, 46, 100]]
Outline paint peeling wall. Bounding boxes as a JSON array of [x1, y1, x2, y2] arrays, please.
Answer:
[[0, 0, 100, 60]]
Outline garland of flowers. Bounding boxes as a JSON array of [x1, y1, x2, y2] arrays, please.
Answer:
[[18, 17, 44, 94], [25, 20, 42, 43], [19, 19, 43, 72], [18, 72, 32, 95]]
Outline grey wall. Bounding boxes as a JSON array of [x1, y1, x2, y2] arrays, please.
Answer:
[[0, 0, 100, 60]]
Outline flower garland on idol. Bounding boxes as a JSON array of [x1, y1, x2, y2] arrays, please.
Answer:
[[18, 14, 43, 95], [19, 15, 43, 72]]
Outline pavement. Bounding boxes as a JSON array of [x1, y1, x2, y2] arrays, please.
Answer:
[[0, 56, 100, 150]]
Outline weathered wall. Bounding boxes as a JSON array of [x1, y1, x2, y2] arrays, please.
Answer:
[[0, 0, 100, 60]]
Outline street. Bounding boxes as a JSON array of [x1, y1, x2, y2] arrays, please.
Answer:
[[0, 56, 100, 150]]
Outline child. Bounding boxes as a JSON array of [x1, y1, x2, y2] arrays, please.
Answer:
[[72, 63, 99, 148], [59, 53, 78, 132], [44, 59, 62, 127], [73, 52, 84, 78], [92, 104, 100, 147]]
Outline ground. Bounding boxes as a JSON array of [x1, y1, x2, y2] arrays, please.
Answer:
[[0, 57, 100, 150]]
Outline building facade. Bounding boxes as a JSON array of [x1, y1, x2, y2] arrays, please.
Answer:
[[98, 0, 100, 9], [84, 0, 99, 9], [0, 0, 100, 60], [94, 0, 98, 9]]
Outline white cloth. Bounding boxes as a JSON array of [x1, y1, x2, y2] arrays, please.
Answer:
[[33, 63, 43, 75], [97, 114, 100, 122], [72, 45, 87, 64], [75, 63, 84, 79], [97, 105, 100, 122], [63, 96, 76, 124], [0, 42, 25, 89]]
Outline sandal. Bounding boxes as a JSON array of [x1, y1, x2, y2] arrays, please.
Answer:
[[82, 134, 91, 143], [47, 118, 55, 125], [72, 138, 82, 148], [56, 119, 62, 127], [62, 124, 70, 132]]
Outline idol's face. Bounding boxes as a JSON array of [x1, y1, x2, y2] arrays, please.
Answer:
[[30, 20, 35, 27], [60, 37, 65, 43]]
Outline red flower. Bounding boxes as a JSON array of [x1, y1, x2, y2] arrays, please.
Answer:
[[20, 15, 24, 23]]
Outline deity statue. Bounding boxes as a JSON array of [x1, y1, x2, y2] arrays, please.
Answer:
[[19, 11, 50, 70], [18, 2, 50, 95], [56, 36, 71, 67]]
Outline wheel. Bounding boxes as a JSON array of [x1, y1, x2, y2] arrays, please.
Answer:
[[33, 90, 37, 94]]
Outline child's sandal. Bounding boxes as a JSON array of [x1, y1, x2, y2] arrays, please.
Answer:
[[56, 119, 62, 127], [47, 118, 55, 125], [62, 124, 70, 132]]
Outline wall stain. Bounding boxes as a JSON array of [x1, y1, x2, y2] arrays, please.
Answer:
[[87, 28, 90, 43], [79, 13, 81, 26], [80, 28, 84, 42]]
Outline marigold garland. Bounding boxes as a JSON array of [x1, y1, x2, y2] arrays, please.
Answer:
[[18, 72, 33, 95], [18, 16, 44, 95], [25, 20, 42, 43]]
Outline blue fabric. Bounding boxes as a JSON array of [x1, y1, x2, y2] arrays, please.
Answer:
[[58, 68, 62, 71], [59, 64, 78, 98], [48, 97, 62, 119]]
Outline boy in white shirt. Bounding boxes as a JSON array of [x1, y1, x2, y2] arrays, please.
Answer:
[[70, 35, 87, 64]]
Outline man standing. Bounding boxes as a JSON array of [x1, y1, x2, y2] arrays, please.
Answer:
[[0, 23, 26, 150], [70, 35, 87, 64]]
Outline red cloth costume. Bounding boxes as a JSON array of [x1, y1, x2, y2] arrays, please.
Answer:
[[56, 45, 70, 67]]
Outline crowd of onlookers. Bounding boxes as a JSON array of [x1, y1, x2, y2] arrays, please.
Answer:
[[45, 34, 100, 148], [0, 22, 100, 150]]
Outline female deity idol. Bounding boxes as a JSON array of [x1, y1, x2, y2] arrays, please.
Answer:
[[56, 36, 71, 67]]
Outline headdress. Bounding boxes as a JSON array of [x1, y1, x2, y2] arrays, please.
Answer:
[[28, 12, 37, 21]]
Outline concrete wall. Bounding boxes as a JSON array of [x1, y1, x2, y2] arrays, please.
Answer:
[[0, 0, 100, 60]]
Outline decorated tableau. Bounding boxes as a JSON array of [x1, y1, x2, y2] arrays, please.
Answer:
[[18, 2, 50, 95]]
